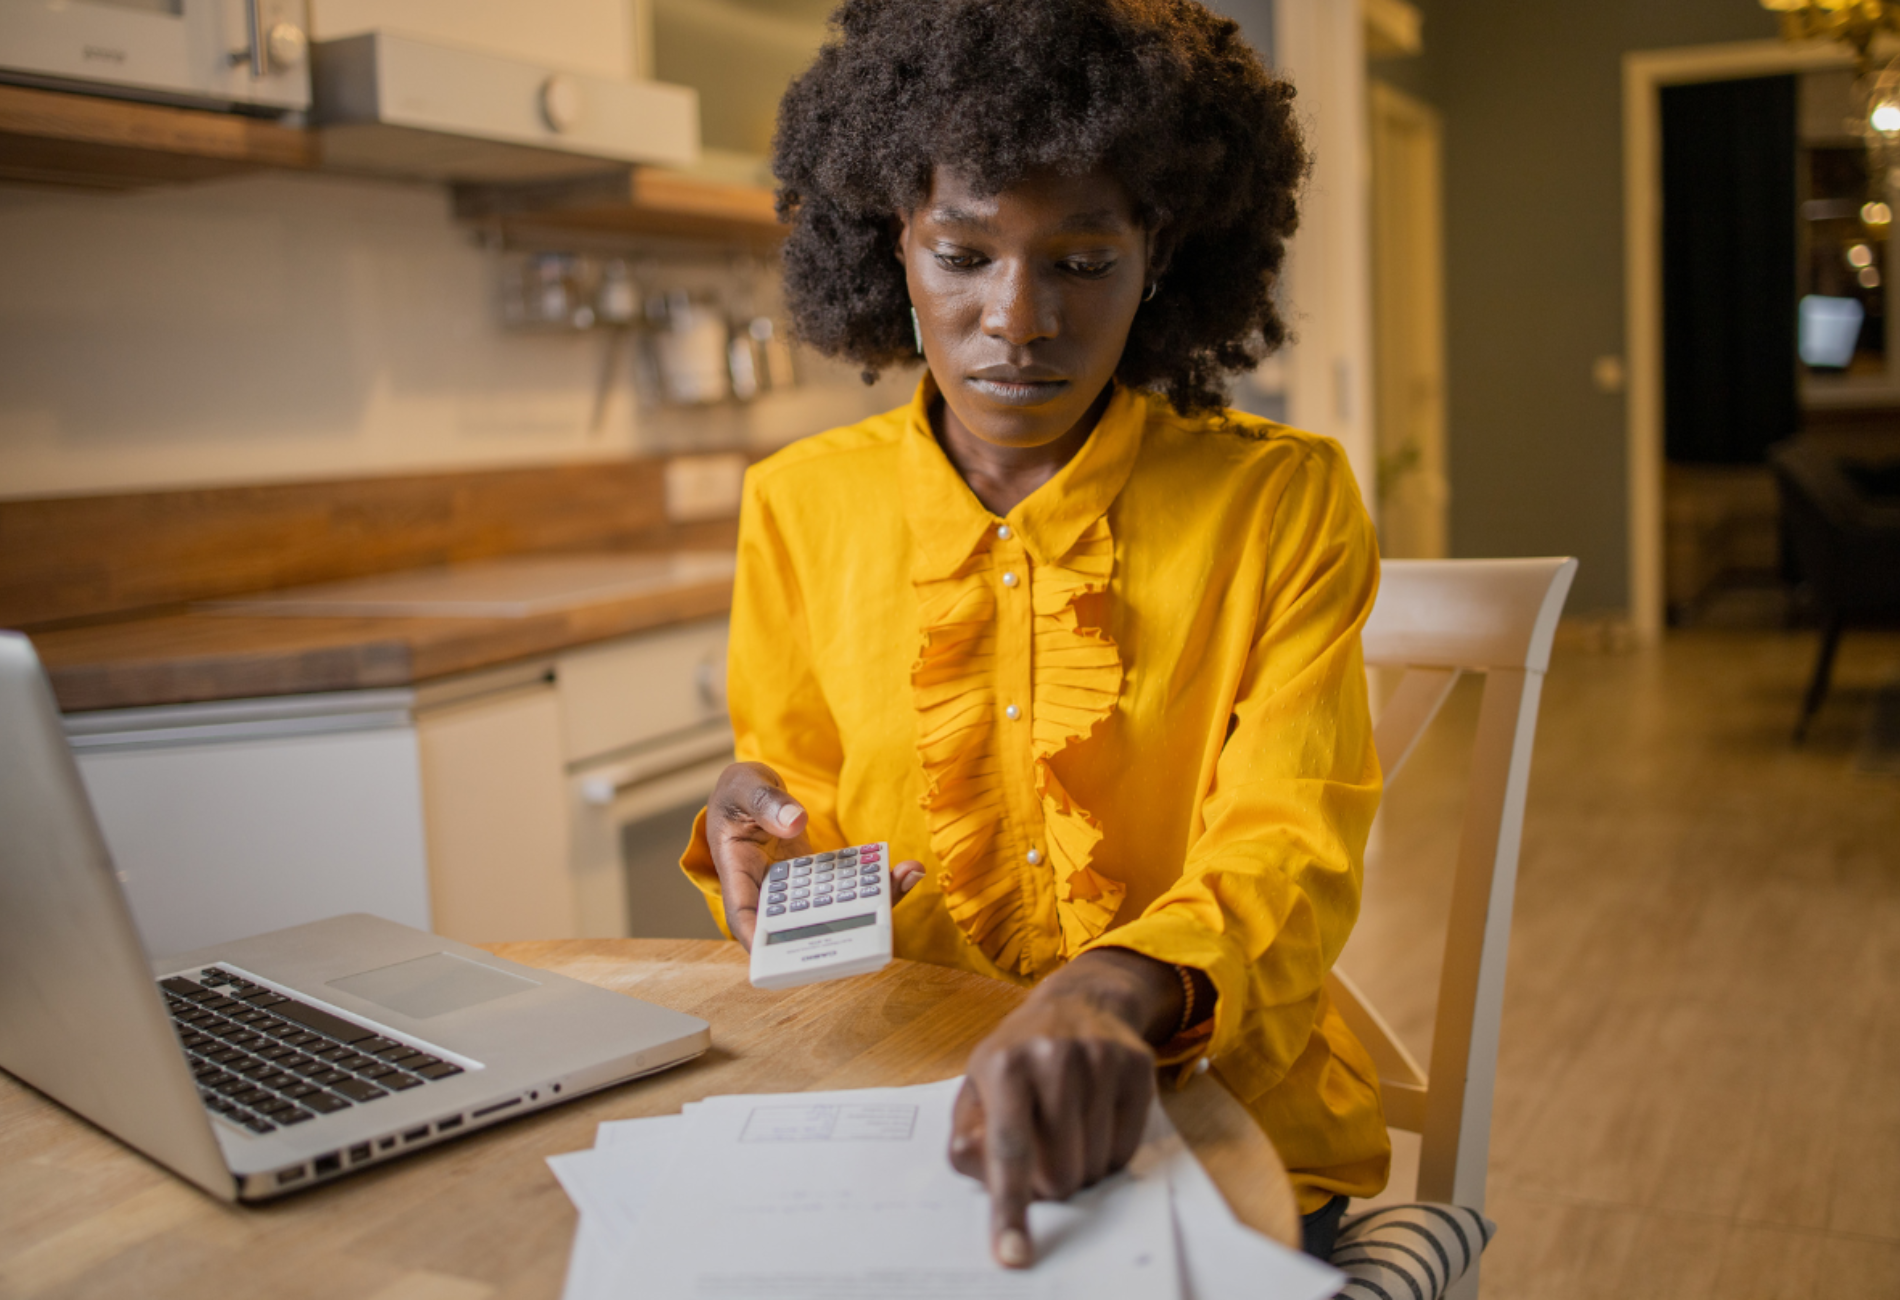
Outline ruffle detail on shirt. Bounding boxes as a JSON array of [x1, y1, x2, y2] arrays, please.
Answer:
[[1030, 516, 1127, 958], [910, 517, 1126, 976], [910, 554, 1029, 973]]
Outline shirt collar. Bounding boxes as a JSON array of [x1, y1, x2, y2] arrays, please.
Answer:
[[898, 373, 1148, 579]]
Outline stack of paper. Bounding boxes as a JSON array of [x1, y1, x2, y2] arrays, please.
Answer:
[[548, 1077, 1341, 1300]]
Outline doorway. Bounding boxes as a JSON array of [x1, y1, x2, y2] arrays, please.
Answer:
[[1369, 79, 1448, 559], [1623, 38, 1851, 639]]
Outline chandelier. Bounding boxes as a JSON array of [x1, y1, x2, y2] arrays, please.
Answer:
[[1764, 1, 1900, 189], [1762, 0, 1900, 71]]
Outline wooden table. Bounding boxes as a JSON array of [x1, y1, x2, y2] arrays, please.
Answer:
[[0, 940, 1300, 1298]]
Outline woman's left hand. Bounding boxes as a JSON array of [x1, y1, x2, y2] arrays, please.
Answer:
[[948, 948, 1186, 1268]]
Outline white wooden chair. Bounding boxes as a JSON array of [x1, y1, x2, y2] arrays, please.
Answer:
[[1326, 557, 1578, 1297]]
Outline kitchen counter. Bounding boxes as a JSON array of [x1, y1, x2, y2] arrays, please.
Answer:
[[32, 557, 734, 713]]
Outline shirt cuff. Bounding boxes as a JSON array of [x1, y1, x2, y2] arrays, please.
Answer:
[[678, 805, 733, 940]]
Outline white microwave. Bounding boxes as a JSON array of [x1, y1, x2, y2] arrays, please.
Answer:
[[0, 0, 310, 114]]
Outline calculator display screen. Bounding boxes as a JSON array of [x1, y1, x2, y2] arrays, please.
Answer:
[[764, 912, 876, 945]]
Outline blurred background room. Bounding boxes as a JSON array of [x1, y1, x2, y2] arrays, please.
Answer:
[[0, 1, 1895, 1294]]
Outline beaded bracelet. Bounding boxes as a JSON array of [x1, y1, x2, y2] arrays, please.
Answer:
[[1174, 963, 1198, 1039]]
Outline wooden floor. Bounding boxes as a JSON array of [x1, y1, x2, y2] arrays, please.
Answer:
[[1340, 625, 1900, 1298]]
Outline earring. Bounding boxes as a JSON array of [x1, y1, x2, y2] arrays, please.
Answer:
[[1143, 281, 1159, 303], [910, 306, 925, 355]]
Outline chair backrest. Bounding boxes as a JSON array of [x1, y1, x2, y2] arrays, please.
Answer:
[[1768, 440, 1900, 610], [1327, 557, 1577, 1217]]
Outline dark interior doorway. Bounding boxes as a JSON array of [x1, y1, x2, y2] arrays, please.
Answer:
[[1661, 74, 1798, 466], [1659, 75, 1798, 624]]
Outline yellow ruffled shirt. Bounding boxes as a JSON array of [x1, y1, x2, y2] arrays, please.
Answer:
[[681, 377, 1391, 1209]]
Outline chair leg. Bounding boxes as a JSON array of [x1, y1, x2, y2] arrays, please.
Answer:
[[1794, 613, 1844, 744]]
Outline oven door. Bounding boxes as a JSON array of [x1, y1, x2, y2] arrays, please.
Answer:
[[569, 719, 734, 940], [0, 0, 310, 112]]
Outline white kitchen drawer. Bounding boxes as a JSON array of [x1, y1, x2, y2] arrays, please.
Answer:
[[556, 617, 728, 764]]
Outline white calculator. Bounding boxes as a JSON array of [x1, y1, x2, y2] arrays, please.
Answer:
[[748, 842, 894, 990]]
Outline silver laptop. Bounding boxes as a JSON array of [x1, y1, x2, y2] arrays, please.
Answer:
[[0, 631, 710, 1201]]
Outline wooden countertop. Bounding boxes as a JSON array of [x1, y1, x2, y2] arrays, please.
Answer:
[[0, 940, 1298, 1299], [4, 458, 745, 713], [31, 573, 734, 713]]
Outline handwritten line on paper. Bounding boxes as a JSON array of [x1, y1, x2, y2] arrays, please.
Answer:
[[739, 1104, 920, 1143]]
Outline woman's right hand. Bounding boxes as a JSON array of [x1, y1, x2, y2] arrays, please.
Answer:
[[705, 762, 928, 949], [705, 762, 813, 950]]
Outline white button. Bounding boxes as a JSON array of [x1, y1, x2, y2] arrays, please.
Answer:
[[1025, 848, 1041, 865], [1004, 704, 1020, 720], [1195, 1057, 1211, 1075], [1001, 571, 1019, 588], [997, 524, 1012, 540]]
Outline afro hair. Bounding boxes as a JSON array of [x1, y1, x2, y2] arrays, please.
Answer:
[[771, 0, 1308, 415]]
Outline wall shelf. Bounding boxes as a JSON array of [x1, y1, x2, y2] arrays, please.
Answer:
[[0, 83, 784, 245], [451, 167, 784, 246], [0, 84, 316, 189]]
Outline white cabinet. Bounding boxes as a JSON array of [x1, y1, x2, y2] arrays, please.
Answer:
[[557, 618, 726, 761], [68, 693, 434, 959], [415, 675, 573, 945], [64, 618, 730, 956], [561, 617, 731, 940]]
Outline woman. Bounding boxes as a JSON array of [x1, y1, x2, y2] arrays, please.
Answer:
[[681, 0, 1389, 1265]]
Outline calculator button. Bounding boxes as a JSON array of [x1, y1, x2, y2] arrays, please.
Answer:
[[837, 891, 856, 902], [794, 857, 814, 866], [790, 900, 809, 911], [838, 848, 858, 858], [792, 888, 810, 899], [815, 872, 834, 884], [768, 864, 790, 881], [858, 850, 882, 861], [860, 887, 881, 897], [814, 896, 833, 907], [792, 865, 812, 877], [766, 905, 786, 916], [815, 852, 837, 862]]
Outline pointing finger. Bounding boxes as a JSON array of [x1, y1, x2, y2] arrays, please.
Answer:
[[982, 1073, 1036, 1268]]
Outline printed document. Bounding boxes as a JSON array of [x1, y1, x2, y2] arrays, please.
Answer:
[[548, 1077, 1340, 1300]]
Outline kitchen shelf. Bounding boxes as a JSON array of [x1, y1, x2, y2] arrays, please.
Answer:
[[0, 83, 783, 245], [0, 84, 316, 189], [451, 167, 785, 246]]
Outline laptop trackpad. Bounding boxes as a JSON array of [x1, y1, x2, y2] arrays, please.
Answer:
[[328, 951, 539, 1020]]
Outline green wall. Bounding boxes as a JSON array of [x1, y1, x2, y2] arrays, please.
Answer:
[[1375, 1, 1781, 612]]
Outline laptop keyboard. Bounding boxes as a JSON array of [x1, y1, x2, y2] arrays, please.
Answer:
[[159, 967, 463, 1135]]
